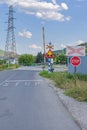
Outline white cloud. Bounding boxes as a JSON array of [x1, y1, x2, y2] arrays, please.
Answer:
[[29, 44, 42, 49], [36, 11, 69, 21], [52, 0, 57, 5], [60, 44, 66, 48], [18, 30, 32, 39], [61, 3, 68, 10], [65, 40, 85, 47], [0, 0, 17, 5], [76, 40, 85, 45], [0, 0, 71, 22]]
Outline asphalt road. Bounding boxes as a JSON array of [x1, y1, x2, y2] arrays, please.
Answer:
[[0, 67, 81, 130]]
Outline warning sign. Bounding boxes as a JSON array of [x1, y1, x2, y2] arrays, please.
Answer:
[[66, 46, 85, 56]]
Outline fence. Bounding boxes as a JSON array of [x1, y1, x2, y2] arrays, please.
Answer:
[[68, 56, 87, 74]]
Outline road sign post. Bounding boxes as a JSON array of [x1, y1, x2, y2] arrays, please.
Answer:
[[45, 42, 55, 72], [70, 56, 81, 86], [66, 45, 85, 86], [70, 56, 81, 73]]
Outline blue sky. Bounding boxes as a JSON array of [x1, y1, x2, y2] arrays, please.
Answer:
[[0, 0, 87, 55]]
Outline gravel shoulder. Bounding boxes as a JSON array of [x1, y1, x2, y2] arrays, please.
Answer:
[[44, 78, 87, 130]]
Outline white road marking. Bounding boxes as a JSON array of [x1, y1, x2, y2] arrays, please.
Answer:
[[0, 72, 20, 86], [3, 83, 8, 87], [25, 82, 31, 86], [6, 80, 43, 82], [35, 82, 40, 86], [0, 79, 43, 87], [0, 80, 7, 86], [15, 82, 19, 86]]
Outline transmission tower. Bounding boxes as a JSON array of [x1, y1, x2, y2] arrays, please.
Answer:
[[5, 5, 17, 63]]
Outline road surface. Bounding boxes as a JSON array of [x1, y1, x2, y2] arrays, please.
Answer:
[[0, 67, 81, 130]]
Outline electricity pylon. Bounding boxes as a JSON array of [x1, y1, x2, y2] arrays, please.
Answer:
[[5, 5, 17, 64]]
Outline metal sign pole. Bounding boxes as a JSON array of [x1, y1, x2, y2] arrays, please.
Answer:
[[74, 66, 76, 86]]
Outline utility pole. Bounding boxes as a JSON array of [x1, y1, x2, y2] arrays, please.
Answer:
[[42, 26, 46, 65], [4, 5, 17, 65]]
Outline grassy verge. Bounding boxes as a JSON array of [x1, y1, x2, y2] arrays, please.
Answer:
[[40, 70, 87, 102], [0, 64, 19, 71]]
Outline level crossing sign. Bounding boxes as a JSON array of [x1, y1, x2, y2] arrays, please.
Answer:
[[45, 50, 55, 58], [66, 46, 85, 56]]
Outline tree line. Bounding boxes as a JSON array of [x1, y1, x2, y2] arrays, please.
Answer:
[[18, 52, 67, 65], [0, 52, 67, 66]]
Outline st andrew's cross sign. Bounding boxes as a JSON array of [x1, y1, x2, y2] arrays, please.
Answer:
[[66, 46, 85, 56]]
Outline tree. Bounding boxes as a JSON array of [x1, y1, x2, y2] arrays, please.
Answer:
[[35, 52, 44, 63], [0, 60, 3, 65], [55, 53, 67, 64], [18, 54, 35, 66]]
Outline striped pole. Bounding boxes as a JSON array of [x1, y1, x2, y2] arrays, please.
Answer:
[[48, 58, 51, 71]]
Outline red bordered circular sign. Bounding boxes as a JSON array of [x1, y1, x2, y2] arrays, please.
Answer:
[[70, 56, 81, 67]]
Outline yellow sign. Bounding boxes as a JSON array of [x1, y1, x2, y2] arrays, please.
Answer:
[[47, 50, 53, 56]]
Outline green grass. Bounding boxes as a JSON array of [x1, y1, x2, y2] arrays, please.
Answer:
[[40, 70, 87, 102], [65, 85, 87, 101], [0, 64, 19, 71], [40, 70, 57, 79]]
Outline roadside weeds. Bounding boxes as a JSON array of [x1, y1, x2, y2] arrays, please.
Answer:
[[40, 71, 87, 130], [43, 77, 87, 130]]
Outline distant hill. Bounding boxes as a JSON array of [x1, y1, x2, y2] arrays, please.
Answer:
[[54, 48, 66, 55], [78, 42, 87, 47], [54, 42, 87, 55]]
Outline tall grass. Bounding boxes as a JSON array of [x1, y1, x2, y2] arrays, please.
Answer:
[[40, 71, 87, 102], [65, 82, 87, 101]]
